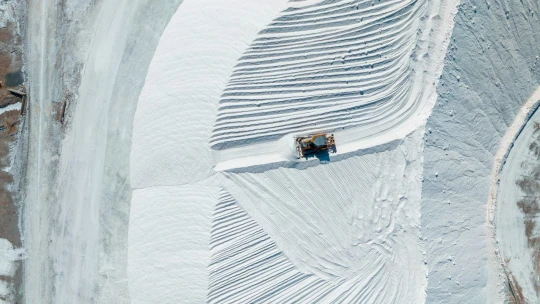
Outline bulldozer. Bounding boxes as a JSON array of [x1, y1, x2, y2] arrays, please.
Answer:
[[295, 133, 336, 159]]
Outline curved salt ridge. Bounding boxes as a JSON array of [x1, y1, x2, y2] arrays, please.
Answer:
[[218, 131, 426, 303], [211, 0, 424, 149], [210, 0, 453, 170]]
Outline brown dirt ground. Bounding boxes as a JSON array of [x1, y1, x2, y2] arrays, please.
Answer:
[[0, 15, 23, 235], [507, 273, 525, 304], [0, 10, 24, 304]]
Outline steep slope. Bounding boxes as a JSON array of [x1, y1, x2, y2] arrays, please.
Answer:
[[210, 0, 458, 171], [211, 0, 427, 149], [221, 131, 426, 303]]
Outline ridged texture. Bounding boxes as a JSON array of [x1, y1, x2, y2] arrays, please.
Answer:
[[211, 0, 425, 149], [209, 132, 425, 303], [208, 191, 334, 303]]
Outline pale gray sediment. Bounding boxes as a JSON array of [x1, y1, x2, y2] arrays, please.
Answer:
[[495, 103, 540, 303], [421, 0, 540, 302]]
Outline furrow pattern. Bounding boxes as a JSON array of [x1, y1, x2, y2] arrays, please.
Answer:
[[211, 0, 426, 149], [208, 191, 334, 303], [209, 167, 423, 303]]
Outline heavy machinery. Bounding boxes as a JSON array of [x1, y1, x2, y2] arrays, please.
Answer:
[[295, 133, 336, 159]]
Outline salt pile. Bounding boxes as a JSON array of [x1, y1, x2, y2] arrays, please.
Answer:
[[16, 0, 540, 302]]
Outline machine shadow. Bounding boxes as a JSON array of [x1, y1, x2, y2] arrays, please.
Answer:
[[305, 146, 336, 163]]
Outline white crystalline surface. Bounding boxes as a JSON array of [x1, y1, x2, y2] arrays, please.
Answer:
[[130, 0, 290, 189], [129, 0, 457, 302], [128, 186, 219, 303], [128, 0, 291, 302], [22, 0, 540, 302], [211, 0, 456, 170], [215, 132, 426, 303], [211, 0, 425, 150]]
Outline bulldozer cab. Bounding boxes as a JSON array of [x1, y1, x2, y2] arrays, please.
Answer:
[[295, 133, 336, 159]]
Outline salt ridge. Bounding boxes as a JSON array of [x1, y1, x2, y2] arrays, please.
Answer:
[[220, 131, 426, 303], [210, 0, 455, 171], [128, 0, 458, 302]]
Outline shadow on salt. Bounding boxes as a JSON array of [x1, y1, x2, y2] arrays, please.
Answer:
[[225, 137, 403, 174]]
